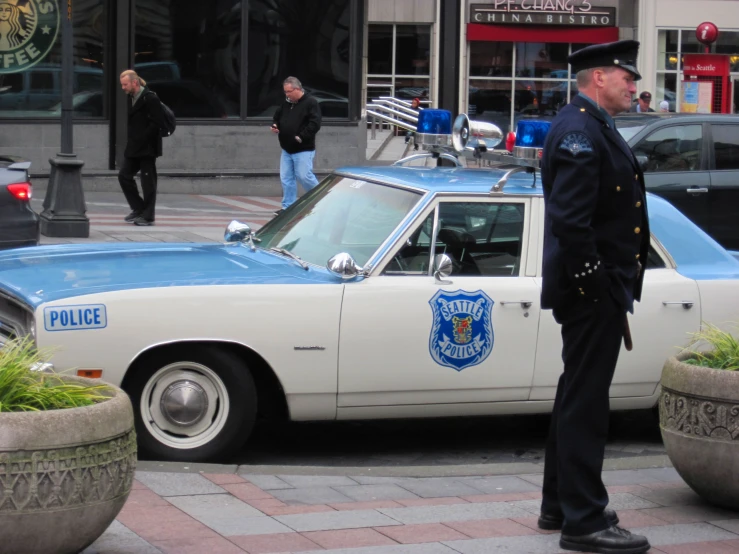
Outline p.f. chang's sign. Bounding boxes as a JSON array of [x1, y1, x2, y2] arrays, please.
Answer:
[[471, 1, 617, 27]]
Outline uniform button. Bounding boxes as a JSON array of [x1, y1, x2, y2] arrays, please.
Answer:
[[580, 108, 586, 112], [616, 186, 621, 191], [636, 254, 640, 259], [636, 201, 642, 207], [635, 227, 641, 234]]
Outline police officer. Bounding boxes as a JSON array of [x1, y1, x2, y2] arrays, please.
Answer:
[[539, 41, 651, 554]]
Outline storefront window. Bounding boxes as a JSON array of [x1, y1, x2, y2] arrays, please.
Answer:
[[0, 0, 106, 118], [247, 0, 350, 118], [716, 31, 739, 72], [658, 30, 679, 71], [656, 73, 677, 112], [515, 43, 568, 78], [135, 0, 240, 119], [367, 23, 431, 105], [469, 42, 513, 77]]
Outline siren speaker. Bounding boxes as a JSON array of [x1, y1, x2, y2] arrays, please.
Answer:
[[452, 114, 503, 152]]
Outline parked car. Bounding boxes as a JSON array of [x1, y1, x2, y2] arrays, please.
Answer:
[[0, 157, 39, 250], [616, 113, 739, 250]]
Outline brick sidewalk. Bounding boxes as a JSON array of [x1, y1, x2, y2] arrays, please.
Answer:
[[83, 468, 739, 554]]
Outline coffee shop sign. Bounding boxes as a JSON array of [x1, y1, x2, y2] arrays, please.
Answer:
[[471, 1, 617, 27]]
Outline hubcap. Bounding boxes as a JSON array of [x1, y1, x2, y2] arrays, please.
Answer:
[[160, 380, 208, 426]]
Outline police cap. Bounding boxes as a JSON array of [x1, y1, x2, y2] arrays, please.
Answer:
[[568, 40, 642, 81]]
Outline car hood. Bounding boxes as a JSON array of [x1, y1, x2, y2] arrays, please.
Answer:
[[0, 243, 337, 308]]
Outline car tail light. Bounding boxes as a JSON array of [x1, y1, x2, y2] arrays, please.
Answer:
[[7, 182, 32, 200]]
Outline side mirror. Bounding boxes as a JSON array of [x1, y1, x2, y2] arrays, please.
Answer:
[[433, 253, 453, 284], [224, 220, 252, 243], [635, 155, 649, 173], [327, 253, 363, 279]]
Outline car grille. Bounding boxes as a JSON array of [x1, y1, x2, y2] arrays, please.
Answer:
[[0, 292, 31, 347]]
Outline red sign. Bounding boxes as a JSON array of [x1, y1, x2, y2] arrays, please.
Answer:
[[682, 54, 729, 77], [696, 22, 719, 45]]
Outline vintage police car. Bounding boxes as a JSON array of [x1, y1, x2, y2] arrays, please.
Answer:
[[1, 112, 738, 462]]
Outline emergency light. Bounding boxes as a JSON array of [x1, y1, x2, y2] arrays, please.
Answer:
[[513, 119, 550, 160], [415, 109, 453, 149]]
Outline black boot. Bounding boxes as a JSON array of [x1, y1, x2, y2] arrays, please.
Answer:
[[560, 525, 650, 554], [538, 508, 618, 531]]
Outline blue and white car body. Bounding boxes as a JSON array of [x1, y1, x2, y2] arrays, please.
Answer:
[[1, 114, 739, 462]]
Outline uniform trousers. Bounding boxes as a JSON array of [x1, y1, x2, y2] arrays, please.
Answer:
[[118, 156, 158, 221], [541, 293, 625, 536]]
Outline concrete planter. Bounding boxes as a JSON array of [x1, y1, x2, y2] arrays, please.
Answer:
[[0, 376, 137, 554], [660, 354, 739, 510]]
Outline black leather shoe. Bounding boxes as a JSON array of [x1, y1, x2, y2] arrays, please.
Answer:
[[560, 525, 650, 553], [124, 211, 140, 223], [538, 508, 619, 531], [133, 217, 154, 226]]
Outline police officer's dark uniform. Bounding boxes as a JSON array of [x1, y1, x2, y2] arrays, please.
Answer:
[[539, 41, 651, 553]]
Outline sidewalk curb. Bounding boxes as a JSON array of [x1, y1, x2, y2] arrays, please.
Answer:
[[135, 454, 672, 478]]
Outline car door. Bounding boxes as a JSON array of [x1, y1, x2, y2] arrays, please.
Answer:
[[531, 240, 700, 401], [707, 123, 739, 250], [631, 123, 711, 233], [337, 197, 541, 409]]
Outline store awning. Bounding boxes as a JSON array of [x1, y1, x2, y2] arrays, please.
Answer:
[[467, 23, 619, 44]]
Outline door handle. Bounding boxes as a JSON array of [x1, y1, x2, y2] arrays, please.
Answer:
[[686, 187, 708, 194], [500, 300, 533, 309], [662, 301, 694, 309]]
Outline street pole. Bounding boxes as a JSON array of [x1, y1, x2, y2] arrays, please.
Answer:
[[40, 0, 89, 238]]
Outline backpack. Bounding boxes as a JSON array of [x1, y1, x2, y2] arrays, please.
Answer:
[[146, 91, 176, 137]]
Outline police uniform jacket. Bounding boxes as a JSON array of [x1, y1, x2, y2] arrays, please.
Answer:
[[124, 87, 164, 159], [541, 94, 649, 314]]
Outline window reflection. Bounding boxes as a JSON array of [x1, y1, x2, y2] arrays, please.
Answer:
[[395, 25, 430, 76], [135, 0, 240, 119], [0, 0, 105, 118], [515, 43, 568, 78], [368, 25, 392, 75], [247, 0, 350, 118], [469, 42, 513, 77]]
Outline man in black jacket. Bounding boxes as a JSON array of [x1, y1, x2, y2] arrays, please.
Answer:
[[271, 77, 322, 215], [118, 70, 166, 226]]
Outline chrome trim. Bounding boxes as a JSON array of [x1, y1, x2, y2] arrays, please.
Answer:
[[416, 133, 454, 148], [662, 301, 694, 309], [393, 152, 463, 167], [512, 146, 543, 160], [500, 300, 534, 309], [650, 234, 677, 270]]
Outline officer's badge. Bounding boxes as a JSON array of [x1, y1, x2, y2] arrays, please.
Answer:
[[429, 290, 494, 371], [559, 132, 594, 156]]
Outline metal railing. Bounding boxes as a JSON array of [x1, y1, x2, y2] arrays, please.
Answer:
[[366, 96, 430, 139]]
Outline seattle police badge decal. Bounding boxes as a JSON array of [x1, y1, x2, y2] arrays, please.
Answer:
[[429, 290, 494, 371], [559, 132, 593, 156]]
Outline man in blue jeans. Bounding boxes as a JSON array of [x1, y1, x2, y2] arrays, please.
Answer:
[[271, 77, 322, 215]]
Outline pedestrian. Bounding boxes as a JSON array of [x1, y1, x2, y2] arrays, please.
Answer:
[[118, 70, 167, 226], [405, 97, 422, 151], [629, 90, 655, 112], [539, 40, 651, 554], [271, 76, 322, 216], [659, 100, 670, 112]]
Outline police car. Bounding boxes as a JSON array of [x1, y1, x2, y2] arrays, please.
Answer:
[[1, 110, 738, 462]]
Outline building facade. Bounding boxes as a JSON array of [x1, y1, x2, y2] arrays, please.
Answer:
[[1, 0, 737, 185]]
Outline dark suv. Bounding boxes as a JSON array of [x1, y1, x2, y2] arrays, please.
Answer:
[[616, 113, 739, 250]]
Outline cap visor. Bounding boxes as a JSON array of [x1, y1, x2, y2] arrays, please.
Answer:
[[622, 65, 642, 81]]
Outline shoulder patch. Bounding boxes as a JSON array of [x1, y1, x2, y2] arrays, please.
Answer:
[[558, 132, 594, 156]]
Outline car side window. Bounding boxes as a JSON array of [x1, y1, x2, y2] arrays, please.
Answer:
[[632, 125, 703, 173], [646, 245, 666, 269], [712, 125, 739, 171], [385, 202, 525, 277]]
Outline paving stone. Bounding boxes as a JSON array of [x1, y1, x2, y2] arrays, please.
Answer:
[[222, 483, 274, 501], [443, 532, 563, 553], [82, 521, 163, 554], [458, 476, 541, 494], [278, 475, 359, 488], [643, 504, 739, 524], [601, 470, 662, 486], [351, 476, 411, 485], [201, 473, 247, 486], [271, 486, 355, 505], [632, 487, 704, 507], [135, 472, 225, 497], [149, 536, 245, 554], [229, 532, 322, 553], [658, 541, 739, 553], [395, 478, 486, 498], [330, 500, 404, 511], [167, 494, 292, 536], [303, 528, 398, 549], [333, 484, 421, 502], [443, 518, 540, 539], [274, 509, 402, 532], [396, 497, 469, 507], [292, 544, 458, 554], [508, 492, 660, 516], [635, 468, 684, 483], [240, 474, 295, 490], [374, 523, 469, 543], [711, 520, 739, 534], [515, 474, 544, 486], [378, 501, 532, 525], [632, 523, 739, 546]]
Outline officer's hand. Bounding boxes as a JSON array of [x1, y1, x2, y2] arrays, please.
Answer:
[[270, 124, 279, 134], [295, 136, 302, 143]]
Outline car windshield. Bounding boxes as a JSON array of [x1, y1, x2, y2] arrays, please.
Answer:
[[617, 122, 647, 142], [256, 175, 422, 268]]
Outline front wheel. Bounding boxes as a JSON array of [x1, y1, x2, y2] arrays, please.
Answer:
[[127, 346, 257, 462]]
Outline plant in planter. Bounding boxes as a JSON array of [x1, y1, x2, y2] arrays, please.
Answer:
[[659, 323, 739, 510], [0, 338, 137, 554]]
